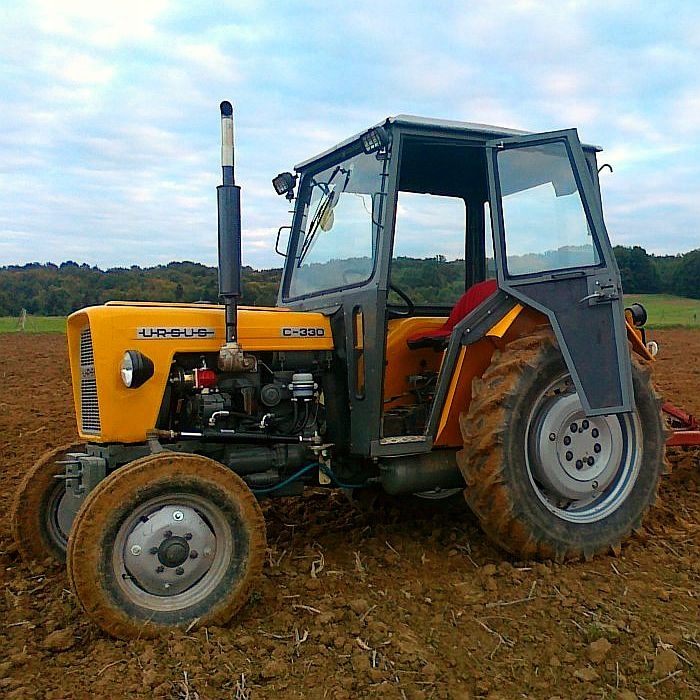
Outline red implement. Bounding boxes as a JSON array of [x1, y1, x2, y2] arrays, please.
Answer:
[[663, 402, 700, 447]]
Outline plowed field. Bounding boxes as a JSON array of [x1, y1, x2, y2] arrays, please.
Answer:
[[1, 331, 698, 699]]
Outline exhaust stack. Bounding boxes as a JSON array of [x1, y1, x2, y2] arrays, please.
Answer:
[[217, 101, 256, 373]]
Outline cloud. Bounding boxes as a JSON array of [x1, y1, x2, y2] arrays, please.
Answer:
[[34, 0, 168, 47], [1, 0, 699, 273]]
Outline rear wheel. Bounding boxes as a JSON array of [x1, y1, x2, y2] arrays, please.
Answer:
[[458, 331, 665, 561], [12, 442, 83, 562], [67, 452, 266, 639]]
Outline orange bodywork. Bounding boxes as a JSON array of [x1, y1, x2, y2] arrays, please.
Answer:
[[383, 306, 548, 448], [624, 308, 654, 361], [383, 317, 446, 409]]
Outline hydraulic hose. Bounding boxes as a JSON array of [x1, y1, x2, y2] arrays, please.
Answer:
[[250, 463, 370, 495]]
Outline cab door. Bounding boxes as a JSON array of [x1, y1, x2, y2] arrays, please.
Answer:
[[485, 129, 633, 415]]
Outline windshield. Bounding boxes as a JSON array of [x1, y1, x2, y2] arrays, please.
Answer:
[[286, 150, 386, 299]]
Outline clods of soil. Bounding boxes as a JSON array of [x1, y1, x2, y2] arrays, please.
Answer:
[[0, 331, 698, 699]]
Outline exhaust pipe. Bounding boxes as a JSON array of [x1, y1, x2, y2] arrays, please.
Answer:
[[218, 101, 241, 343], [217, 101, 256, 373]]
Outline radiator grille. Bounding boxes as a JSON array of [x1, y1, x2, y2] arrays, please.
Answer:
[[79, 326, 101, 434]]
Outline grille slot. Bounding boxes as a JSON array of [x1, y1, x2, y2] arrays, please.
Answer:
[[80, 326, 101, 434]]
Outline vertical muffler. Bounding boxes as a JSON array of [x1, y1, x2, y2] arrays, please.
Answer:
[[217, 101, 256, 373]]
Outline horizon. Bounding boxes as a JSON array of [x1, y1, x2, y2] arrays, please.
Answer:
[[3, 3, 700, 268], [1, 243, 698, 274]]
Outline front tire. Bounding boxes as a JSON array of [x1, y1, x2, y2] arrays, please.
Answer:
[[67, 453, 266, 639], [458, 331, 665, 561], [12, 442, 83, 563]]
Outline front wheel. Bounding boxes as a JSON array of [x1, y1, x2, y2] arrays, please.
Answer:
[[67, 453, 266, 639], [12, 442, 84, 563], [458, 331, 665, 561]]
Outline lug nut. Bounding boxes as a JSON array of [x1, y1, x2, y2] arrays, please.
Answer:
[[175, 567, 185, 576], [591, 428, 599, 438], [594, 443, 602, 453], [565, 451, 573, 461], [563, 436, 571, 446], [587, 456, 595, 466], [575, 459, 583, 470], [189, 551, 199, 559], [582, 420, 589, 430], [549, 433, 556, 442], [185, 533, 193, 541], [130, 545, 142, 556], [173, 511, 184, 522], [570, 423, 578, 433], [156, 565, 164, 573], [591, 481, 599, 489]]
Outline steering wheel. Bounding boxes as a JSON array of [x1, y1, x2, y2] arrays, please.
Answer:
[[388, 283, 415, 316]]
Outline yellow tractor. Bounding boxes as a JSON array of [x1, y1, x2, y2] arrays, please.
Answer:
[[13, 102, 665, 639]]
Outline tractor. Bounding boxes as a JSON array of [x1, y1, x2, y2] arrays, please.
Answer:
[[13, 101, 683, 639]]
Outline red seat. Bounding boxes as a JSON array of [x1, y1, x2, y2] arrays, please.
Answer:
[[406, 279, 498, 349]]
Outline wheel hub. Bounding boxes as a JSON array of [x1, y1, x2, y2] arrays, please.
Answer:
[[531, 393, 623, 501], [123, 505, 216, 596], [158, 536, 190, 568]]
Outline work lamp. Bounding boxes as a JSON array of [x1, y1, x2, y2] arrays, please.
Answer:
[[360, 126, 389, 154], [272, 171, 297, 199]]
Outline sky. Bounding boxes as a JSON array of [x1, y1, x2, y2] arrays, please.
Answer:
[[1, 0, 699, 271]]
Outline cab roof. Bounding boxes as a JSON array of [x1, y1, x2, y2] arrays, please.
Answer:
[[294, 114, 601, 171]]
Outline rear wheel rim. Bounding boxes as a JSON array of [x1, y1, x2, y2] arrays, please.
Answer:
[[526, 374, 641, 523]]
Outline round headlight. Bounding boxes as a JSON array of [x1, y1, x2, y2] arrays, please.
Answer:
[[120, 352, 134, 387], [120, 350, 154, 389]]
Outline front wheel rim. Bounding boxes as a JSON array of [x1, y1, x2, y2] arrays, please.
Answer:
[[111, 493, 234, 612], [45, 481, 70, 552], [526, 375, 642, 524]]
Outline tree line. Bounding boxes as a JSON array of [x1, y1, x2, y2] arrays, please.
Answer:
[[0, 247, 697, 317], [0, 261, 281, 316]]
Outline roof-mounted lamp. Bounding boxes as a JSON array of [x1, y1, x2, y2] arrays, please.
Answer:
[[272, 171, 297, 200], [360, 126, 389, 154]]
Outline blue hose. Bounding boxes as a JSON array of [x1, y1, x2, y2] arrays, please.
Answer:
[[250, 462, 368, 495], [319, 464, 370, 490]]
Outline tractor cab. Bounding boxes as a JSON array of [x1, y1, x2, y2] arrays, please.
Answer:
[[276, 116, 633, 458]]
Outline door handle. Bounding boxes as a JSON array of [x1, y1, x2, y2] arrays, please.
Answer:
[[579, 288, 618, 304]]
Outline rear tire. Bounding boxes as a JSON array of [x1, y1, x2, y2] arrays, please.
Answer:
[[12, 443, 83, 563], [457, 331, 665, 561], [67, 452, 266, 639]]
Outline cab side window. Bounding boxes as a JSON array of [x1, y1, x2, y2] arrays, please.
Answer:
[[390, 192, 466, 307]]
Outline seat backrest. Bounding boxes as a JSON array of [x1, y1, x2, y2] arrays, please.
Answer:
[[441, 278, 498, 333], [406, 278, 499, 349]]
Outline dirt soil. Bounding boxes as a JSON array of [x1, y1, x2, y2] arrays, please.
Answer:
[[0, 330, 698, 700]]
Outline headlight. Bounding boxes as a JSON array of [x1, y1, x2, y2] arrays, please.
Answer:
[[120, 350, 154, 388]]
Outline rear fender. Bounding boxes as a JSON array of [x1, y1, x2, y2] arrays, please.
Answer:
[[433, 305, 547, 447]]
